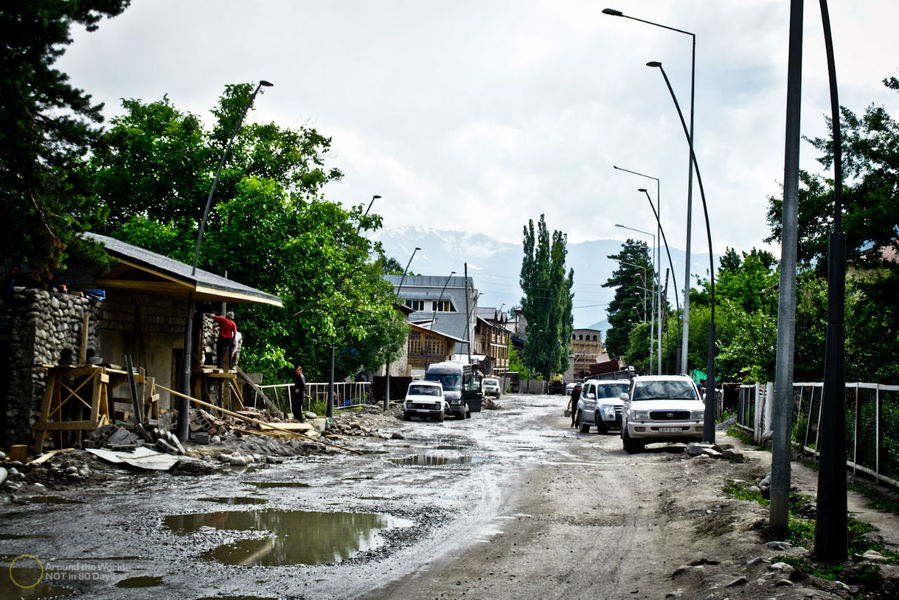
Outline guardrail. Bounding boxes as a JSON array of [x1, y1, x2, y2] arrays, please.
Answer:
[[253, 382, 372, 415], [735, 381, 899, 489]]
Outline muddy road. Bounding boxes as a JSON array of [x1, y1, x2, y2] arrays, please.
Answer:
[[3, 393, 897, 599]]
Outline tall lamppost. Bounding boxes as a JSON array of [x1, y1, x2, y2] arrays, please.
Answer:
[[355, 194, 381, 235], [612, 165, 664, 374], [639, 187, 682, 373], [603, 7, 695, 376], [620, 260, 650, 326], [178, 80, 273, 442], [615, 223, 657, 374], [815, 0, 847, 562], [645, 60, 716, 443], [385, 247, 420, 410], [426, 271, 455, 369]]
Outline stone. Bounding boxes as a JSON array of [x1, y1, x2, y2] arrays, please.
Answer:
[[0, 467, 7, 487], [769, 562, 794, 574], [862, 550, 886, 562], [744, 556, 766, 567], [190, 431, 211, 445], [725, 576, 748, 587], [391, 432, 406, 440], [229, 455, 248, 466], [774, 578, 793, 586], [766, 541, 792, 551], [210, 435, 221, 444]]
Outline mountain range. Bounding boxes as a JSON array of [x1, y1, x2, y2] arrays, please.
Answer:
[[372, 226, 713, 333]]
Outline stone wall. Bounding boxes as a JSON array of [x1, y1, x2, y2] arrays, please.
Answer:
[[2, 288, 103, 445]]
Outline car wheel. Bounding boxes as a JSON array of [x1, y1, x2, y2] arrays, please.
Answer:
[[438, 410, 445, 422], [622, 427, 644, 454], [595, 415, 608, 435], [465, 403, 471, 419], [576, 411, 590, 433], [402, 411, 410, 421]]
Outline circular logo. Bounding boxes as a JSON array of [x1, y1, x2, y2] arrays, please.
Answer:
[[9, 554, 43, 589]]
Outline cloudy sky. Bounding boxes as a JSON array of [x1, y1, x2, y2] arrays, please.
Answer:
[[60, 0, 898, 267]]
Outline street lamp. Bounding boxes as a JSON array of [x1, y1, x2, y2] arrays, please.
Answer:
[[603, 7, 696, 378], [615, 223, 657, 374], [639, 187, 683, 373], [620, 260, 650, 325], [612, 166, 663, 374], [356, 194, 381, 235], [646, 60, 716, 443], [385, 247, 421, 410], [178, 79, 273, 442], [426, 271, 456, 369]]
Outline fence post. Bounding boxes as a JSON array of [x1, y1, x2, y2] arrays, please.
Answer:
[[876, 384, 881, 480]]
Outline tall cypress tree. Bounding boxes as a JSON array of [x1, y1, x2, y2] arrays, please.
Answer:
[[520, 215, 574, 380]]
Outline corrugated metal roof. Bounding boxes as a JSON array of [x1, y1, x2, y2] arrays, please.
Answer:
[[84, 232, 282, 306]]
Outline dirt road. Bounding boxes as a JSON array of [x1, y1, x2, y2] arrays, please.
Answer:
[[1, 393, 897, 599]]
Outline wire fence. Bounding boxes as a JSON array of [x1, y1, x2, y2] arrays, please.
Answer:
[[735, 381, 899, 489], [252, 382, 373, 415]]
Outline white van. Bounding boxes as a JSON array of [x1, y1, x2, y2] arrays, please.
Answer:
[[424, 361, 482, 419]]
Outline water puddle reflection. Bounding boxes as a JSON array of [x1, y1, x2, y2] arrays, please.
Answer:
[[198, 497, 268, 505], [164, 509, 408, 566], [390, 454, 489, 467]]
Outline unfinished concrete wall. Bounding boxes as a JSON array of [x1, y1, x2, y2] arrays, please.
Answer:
[[2, 288, 102, 445], [99, 291, 187, 411]]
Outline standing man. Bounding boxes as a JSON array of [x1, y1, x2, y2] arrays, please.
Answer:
[[208, 311, 237, 370], [231, 329, 243, 367], [291, 365, 306, 422], [568, 382, 582, 428]]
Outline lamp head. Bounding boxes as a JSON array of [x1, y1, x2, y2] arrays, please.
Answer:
[[646, 61, 662, 68], [259, 80, 274, 87], [373, 194, 382, 200], [602, 8, 623, 16], [638, 188, 647, 193]]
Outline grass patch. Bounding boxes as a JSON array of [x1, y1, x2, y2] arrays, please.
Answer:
[[726, 426, 758, 447], [722, 480, 769, 505], [848, 477, 899, 516]]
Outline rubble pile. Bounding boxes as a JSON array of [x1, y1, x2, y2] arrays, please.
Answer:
[[684, 442, 745, 462]]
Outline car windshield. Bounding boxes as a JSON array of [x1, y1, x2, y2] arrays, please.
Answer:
[[426, 373, 461, 391], [408, 385, 441, 396], [632, 380, 699, 401], [596, 384, 629, 398], [484, 379, 498, 386]]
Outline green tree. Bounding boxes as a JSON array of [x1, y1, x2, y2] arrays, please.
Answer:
[[766, 75, 899, 384], [519, 215, 574, 380], [1, 0, 130, 278], [91, 85, 405, 382], [603, 240, 654, 358]]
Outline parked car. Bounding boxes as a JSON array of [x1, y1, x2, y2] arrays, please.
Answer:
[[483, 377, 501, 397], [403, 381, 448, 422], [574, 379, 630, 434], [620, 375, 705, 453]]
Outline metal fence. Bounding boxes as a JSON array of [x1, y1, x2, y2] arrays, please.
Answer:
[[735, 381, 899, 489], [252, 382, 372, 415]]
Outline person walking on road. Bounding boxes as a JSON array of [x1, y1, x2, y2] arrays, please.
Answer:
[[568, 382, 582, 428], [291, 365, 306, 422]]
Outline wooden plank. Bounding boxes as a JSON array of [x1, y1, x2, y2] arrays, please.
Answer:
[[34, 421, 101, 431], [28, 448, 75, 466], [89, 370, 102, 423]]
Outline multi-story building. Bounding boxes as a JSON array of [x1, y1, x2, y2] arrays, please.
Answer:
[[570, 328, 605, 380], [385, 274, 478, 358], [474, 307, 510, 375]]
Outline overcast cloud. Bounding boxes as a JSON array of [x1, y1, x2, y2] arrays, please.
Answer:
[[59, 0, 899, 260]]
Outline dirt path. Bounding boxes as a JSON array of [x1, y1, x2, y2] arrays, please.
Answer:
[[370, 407, 899, 600]]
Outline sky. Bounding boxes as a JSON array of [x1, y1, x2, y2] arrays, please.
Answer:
[[58, 0, 899, 318]]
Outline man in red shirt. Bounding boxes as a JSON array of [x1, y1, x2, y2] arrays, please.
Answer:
[[209, 311, 236, 369]]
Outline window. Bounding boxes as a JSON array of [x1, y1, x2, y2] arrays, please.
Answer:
[[434, 300, 455, 312], [405, 299, 424, 311]]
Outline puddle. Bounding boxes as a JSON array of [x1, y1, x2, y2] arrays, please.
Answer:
[[17, 496, 85, 505], [0, 533, 49, 540], [164, 509, 407, 566], [198, 497, 268, 505], [115, 575, 164, 588], [195, 597, 278, 600], [390, 454, 489, 467], [1, 564, 73, 599], [358, 496, 390, 501], [242, 481, 309, 489]]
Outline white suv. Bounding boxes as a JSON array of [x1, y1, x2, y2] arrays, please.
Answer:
[[403, 381, 448, 422], [620, 375, 704, 453], [575, 379, 630, 434]]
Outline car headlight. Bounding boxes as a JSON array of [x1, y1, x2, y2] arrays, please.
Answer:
[[632, 410, 651, 421], [600, 404, 616, 418], [691, 410, 704, 420]]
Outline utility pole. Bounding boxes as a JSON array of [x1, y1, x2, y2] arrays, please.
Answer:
[[770, 0, 804, 530]]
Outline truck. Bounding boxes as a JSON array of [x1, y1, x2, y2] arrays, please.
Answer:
[[425, 361, 483, 419]]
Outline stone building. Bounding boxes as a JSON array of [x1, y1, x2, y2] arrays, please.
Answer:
[[0, 233, 281, 446], [569, 328, 605, 381]]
